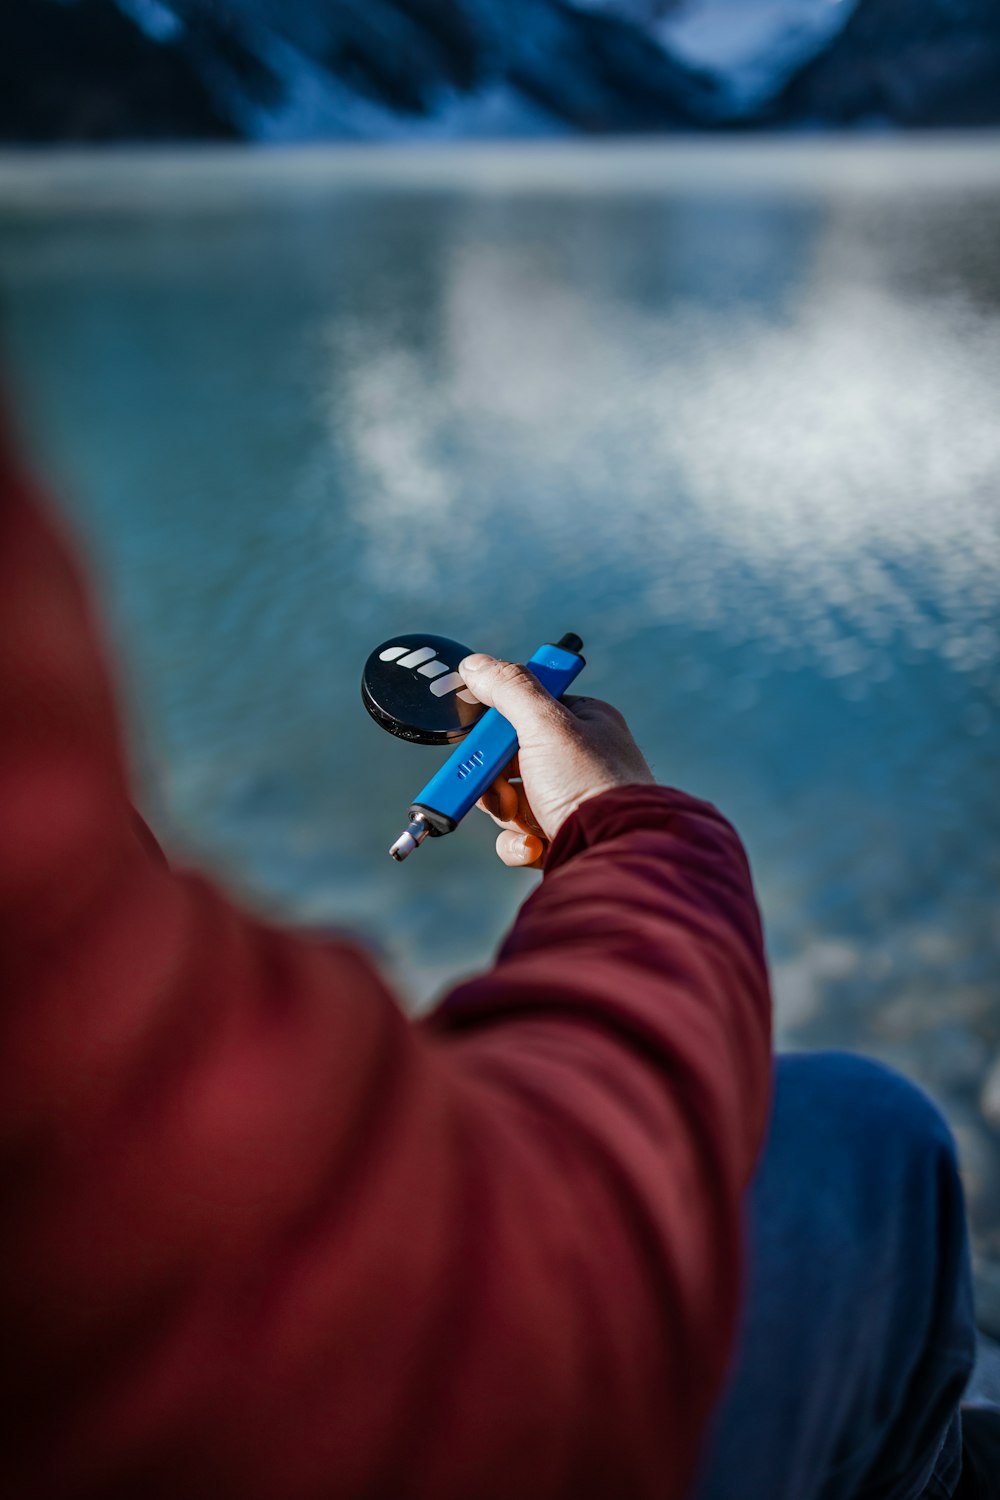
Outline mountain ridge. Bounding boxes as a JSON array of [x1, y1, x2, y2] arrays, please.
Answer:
[[2, 0, 998, 144]]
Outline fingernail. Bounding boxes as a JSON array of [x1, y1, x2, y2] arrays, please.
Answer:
[[459, 653, 494, 676], [513, 835, 530, 860]]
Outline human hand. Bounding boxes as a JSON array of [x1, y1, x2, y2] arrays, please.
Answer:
[[457, 654, 655, 869]]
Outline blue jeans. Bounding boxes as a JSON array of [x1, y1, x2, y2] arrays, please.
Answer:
[[692, 1052, 977, 1500]]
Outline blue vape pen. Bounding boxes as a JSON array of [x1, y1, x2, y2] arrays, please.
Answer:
[[388, 633, 586, 861]]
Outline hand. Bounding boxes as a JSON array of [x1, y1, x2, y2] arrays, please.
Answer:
[[457, 654, 655, 870]]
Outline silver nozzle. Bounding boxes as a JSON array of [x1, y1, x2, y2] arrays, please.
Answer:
[[389, 813, 432, 862]]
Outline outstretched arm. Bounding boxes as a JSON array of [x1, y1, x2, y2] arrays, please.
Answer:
[[0, 414, 771, 1500]]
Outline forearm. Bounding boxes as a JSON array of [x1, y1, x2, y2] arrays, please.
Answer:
[[434, 784, 772, 1188]]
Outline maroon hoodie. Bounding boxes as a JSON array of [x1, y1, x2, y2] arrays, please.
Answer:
[[0, 417, 772, 1500]]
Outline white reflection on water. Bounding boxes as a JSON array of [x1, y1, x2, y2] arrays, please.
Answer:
[[338, 213, 1000, 689]]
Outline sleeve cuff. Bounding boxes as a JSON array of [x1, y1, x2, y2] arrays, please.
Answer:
[[544, 784, 715, 873]]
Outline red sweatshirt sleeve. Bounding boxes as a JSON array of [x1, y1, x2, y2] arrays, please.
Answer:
[[0, 420, 772, 1500]]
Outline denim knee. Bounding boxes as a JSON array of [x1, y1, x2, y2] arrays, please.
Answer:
[[691, 1051, 976, 1500], [779, 1049, 961, 1180], [764, 1051, 972, 1327]]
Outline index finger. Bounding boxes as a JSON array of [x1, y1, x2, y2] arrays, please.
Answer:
[[477, 773, 520, 824]]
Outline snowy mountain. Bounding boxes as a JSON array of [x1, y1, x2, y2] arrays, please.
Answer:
[[576, 0, 859, 112], [1, 0, 998, 143], [658, 0, 860, 111], [1, 0, 720, 143]]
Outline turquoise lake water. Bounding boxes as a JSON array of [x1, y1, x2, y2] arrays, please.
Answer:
[[1, 139, 998, 1286]]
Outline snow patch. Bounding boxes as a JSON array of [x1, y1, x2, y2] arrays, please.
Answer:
[[114, 0, 184, 44], [571, 0, 859, 110]]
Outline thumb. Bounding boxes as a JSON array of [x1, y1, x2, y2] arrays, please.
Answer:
[[458, 654, 569, 739]]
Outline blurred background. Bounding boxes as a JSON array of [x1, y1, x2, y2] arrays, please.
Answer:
[[1, 0, 998, 1337]]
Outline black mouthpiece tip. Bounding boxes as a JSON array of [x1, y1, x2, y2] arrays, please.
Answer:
[[554, 632, 584, 655]]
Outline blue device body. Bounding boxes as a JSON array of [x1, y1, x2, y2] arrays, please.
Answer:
[[409, 642, 585, 833]]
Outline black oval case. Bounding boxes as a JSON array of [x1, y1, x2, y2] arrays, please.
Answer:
[[361, 634, 488, 745]]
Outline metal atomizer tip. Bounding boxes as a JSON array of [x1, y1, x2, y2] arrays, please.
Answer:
[[389, 813, 432, 862]]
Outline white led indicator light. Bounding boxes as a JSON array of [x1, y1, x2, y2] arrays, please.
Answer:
[[397, 646, 437, 669], [429, 671, 465, 697], [378, 646, 478, 704]]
